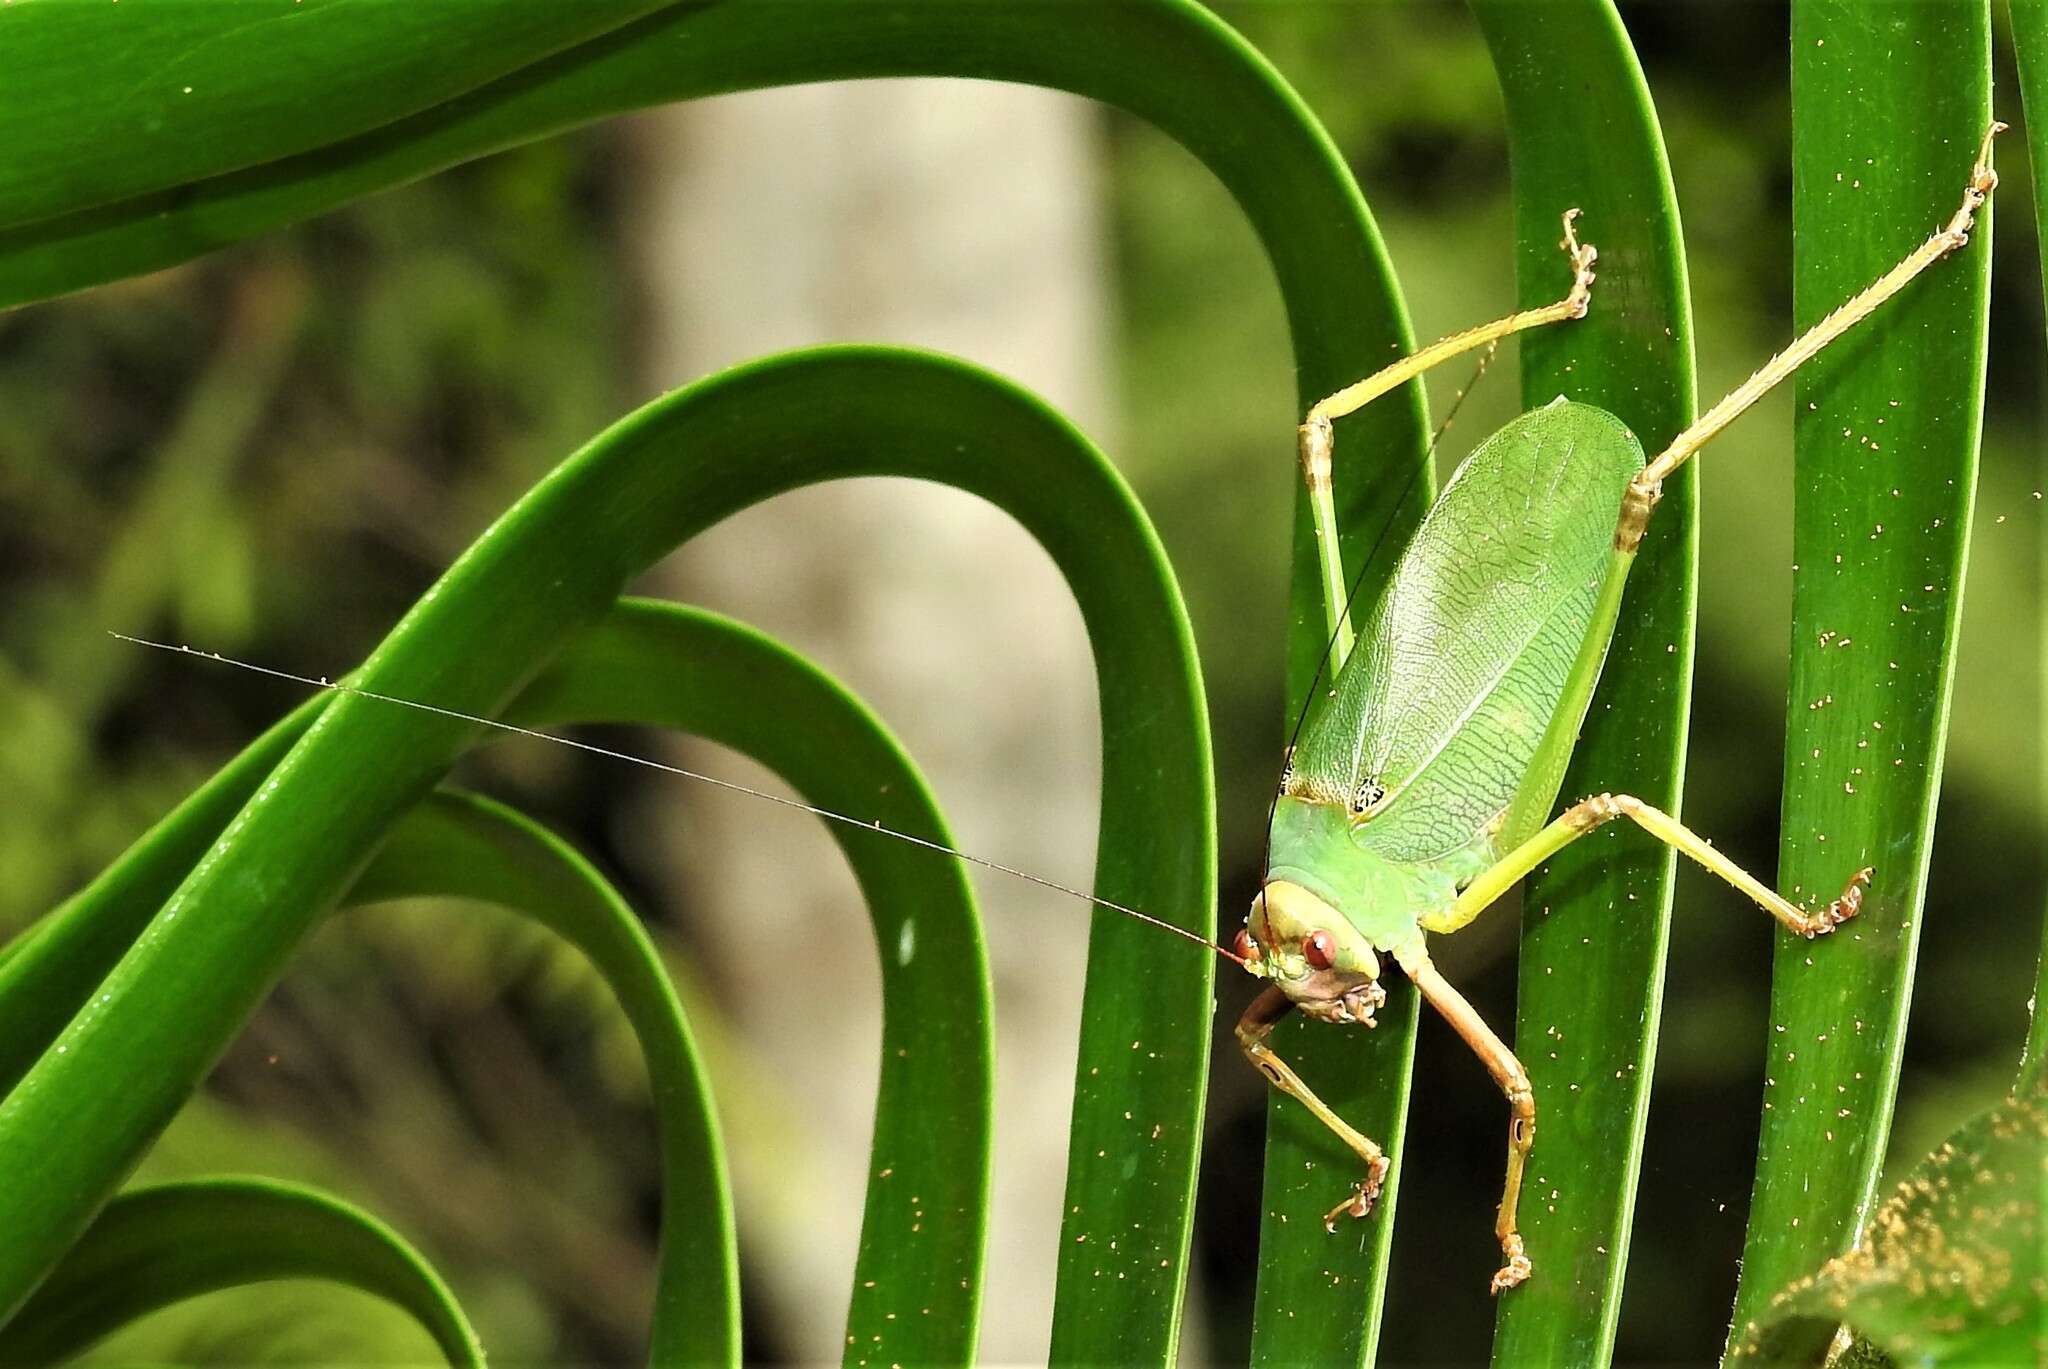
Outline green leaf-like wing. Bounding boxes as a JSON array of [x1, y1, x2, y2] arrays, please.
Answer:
[[1294, 402, 1643, 866], [0, 1177, 483, 1368]]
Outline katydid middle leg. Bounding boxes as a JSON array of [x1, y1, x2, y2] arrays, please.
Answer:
[[1429, 791, 1873, 938], [1395, 947, 1537, 1294], [1298, 211, 1599, 671]]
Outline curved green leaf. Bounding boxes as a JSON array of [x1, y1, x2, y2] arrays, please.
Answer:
[[497, 600, 990, 1365], [1467, 3, 1697, 1364], [0, 1, 669, 233], [0, 348, 1211, 1366], [2, 596, 996, 1366], [1726, 1080, 2046, 1367], [2009, 0, 2048, 1107], [1727, 7, 1994, 1359], [0, 1177, 481, 1368], [0, 700, 325, 1099], [351, 787, 738, 1368]]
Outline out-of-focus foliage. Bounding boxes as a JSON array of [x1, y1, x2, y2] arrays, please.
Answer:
[[1728, 1078, 2047, 1366]]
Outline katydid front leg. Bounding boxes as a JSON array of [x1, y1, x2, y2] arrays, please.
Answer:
[[1235, 985, 1391, 1226], [1296, 210, 1598, 671]]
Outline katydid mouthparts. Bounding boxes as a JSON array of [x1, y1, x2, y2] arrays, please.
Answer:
[[116, 120, 1999, 1300]]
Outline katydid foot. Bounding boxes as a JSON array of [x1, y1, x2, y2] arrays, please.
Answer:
[[1321, 1152, 1391, 1232], [1490, 1234, 1531, 1294], [1797, 865, 1873, 938]]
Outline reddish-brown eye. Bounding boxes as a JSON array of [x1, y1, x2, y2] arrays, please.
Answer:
[[1303, 929, 1336, 970], [1234, 927, 1261, 962]]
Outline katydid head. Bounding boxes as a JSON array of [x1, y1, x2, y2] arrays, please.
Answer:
[[1242, 879, 1386, 1027]]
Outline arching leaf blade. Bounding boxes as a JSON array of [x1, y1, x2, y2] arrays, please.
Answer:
[[2, 596, 997, 1366], [0, 0, 669, 234], [0, 1177, 482, 1368], [350, 786, 739, 1369], [498, 600, 990, 1366], [0, 348, 1211, 1366]]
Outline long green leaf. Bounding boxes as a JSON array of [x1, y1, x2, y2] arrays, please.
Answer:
[[1467, 3, 1697, 1364], [0, 1, 668, 233], [0, 348, 1211, 1365], [0, 1177, 482, 1368], [350, 787, 738, 1368], [3, 596, 995, 1365], [0, 700, 325, 1099], [2009, 0, 2048, 1107], [1727, 7, 1994, 1359]]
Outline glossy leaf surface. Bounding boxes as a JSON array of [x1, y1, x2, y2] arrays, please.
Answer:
[[1727, 6, 1993, 1359], [1470, 3, 1698, 1364], [0, 1177, 482, 1367]]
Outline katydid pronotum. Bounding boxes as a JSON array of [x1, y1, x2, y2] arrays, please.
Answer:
[[120, 124, 2000, 1298]]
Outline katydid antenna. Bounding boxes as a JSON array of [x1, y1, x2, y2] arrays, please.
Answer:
[[111, 631, 1251, 968]]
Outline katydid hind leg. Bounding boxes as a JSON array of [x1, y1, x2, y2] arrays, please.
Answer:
[[1402, 951, 1536, 1294], [1618, 122, 2003, 549], [1296, 210, 1600, 672], [1235, 985, 1391, 1226]]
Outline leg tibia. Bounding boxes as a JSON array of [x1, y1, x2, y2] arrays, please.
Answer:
[[1405, 953, 1536, 1293], [1235, 986, 1390, 1228], [1634, 122, 2002, 497]]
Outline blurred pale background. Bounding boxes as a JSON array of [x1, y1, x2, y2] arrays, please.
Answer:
[[1, 3, 2040, 1364]]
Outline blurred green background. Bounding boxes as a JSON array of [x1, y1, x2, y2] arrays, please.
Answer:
[[1, 2, 2039, 1364]]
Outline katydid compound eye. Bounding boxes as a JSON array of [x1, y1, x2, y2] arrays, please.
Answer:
[[1234, 927, 1261, 962], [1303, 929, 1335, 970]]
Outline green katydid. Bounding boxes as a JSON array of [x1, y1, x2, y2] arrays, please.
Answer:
[[118, 124, 2001, 1301], [1233, 123, 2001, 1294]]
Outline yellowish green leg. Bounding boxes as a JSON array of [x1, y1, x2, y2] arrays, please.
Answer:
[[1433, 791, 1872, 939], [1616, 122, 2002, 552], [1298, 210, 1599, 673], [1235, 985, 1390, 1227]]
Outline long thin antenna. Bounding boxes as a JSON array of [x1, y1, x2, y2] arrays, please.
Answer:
[[110, 631, 1249, 968]]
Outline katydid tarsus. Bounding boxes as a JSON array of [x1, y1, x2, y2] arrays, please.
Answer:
[[118, 124, 1999, 1299]]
